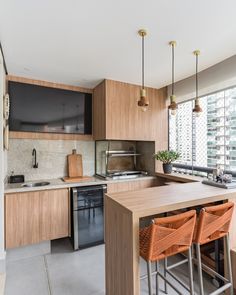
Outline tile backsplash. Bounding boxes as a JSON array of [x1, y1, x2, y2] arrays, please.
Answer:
[[7, 139, 95, 181]]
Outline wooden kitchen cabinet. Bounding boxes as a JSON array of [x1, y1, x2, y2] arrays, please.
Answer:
[[93, 79, 168, 141], [5, 191, 41, 249], [107, 178, 161, 194], [40, 189, 69, 241], [5, 188, 70, 249]]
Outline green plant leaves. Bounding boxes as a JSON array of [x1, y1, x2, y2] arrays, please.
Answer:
[[153, 150, 180, 164]]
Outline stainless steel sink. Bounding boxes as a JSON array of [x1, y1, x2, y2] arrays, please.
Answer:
[[22, 181, 50, 188]]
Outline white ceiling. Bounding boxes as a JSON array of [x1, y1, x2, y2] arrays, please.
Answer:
[[0, 0, 236, 89]]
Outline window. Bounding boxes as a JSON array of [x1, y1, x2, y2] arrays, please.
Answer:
[[169, 86, 236, 175]]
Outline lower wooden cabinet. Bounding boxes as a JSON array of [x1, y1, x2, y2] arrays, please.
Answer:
[[107, 178, 161, 193], [41, 189, 69, 241], [5, 188, 69, 249], [5, 191, 41, 249]]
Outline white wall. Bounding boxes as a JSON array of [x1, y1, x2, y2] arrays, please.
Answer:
[[0, 50, 6, 273], [168, 54, 236, 102]]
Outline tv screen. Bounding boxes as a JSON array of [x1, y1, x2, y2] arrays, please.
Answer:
[[9, 82, 92, 134]]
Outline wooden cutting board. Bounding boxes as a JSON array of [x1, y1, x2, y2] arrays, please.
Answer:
[[62, 176, 92, 183], [67, 149, 83, 178]]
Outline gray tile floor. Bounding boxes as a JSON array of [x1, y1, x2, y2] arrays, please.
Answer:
[[5, 238, 218, 295]]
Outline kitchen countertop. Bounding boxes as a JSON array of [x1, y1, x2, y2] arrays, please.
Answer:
[[106, 181, 236, 217], [4, 175, 156, 194]]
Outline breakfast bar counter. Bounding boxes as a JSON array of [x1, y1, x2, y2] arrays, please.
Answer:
[[105, 181, 236, 295]]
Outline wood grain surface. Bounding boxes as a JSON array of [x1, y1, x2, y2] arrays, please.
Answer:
[[107, 181, 236, 218], [67, 152, 83, 177], [6, 75, 93, 94], [9, 131, 93, 141], [5, 189, 70, 249], [62, 176, 92, 183], [93, 79, 168, 142]]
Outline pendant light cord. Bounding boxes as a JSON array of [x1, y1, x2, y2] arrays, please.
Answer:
[[196, 54, 198, 99], [142, 36, 144, 89], [171, 43, 175, 96], [142, 35, 144, 89]]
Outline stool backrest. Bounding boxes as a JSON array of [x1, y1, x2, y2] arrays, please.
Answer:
[[141, 210, 196, 261], [195, 202, 234, 245]]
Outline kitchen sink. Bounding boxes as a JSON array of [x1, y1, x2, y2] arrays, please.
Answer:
[[22, 181, 50, 188]]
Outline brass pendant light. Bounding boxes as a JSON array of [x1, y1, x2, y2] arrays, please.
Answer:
[[138, 29, 148, 112], [168, 41, 177, 115], [193, 50, 202, 116]]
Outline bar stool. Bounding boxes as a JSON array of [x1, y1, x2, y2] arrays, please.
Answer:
[[193, 202, 234, 295], [139, 210, 196, 295]]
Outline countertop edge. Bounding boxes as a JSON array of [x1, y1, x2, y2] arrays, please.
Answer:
[[4, 175, 157, 194], [155, 171, 202, 183], [106, 181, 236, 217]]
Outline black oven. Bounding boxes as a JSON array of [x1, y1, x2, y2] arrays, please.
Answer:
[[71, 185, 107, 250]]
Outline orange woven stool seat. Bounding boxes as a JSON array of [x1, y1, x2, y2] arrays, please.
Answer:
[[193, 202, 234, 295], [194, 202, 234, 245], [139, 210, 196, 295], [140, 210, 196, 262]]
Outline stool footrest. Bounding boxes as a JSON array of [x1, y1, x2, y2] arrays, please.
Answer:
[[209, 283, 232, 295], [193, 257, 229, 283], [166, 258, 188, 270], [140, 268, 191, 294]]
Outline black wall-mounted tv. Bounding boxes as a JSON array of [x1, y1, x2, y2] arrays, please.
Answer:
[[9, 81, 92, 135]]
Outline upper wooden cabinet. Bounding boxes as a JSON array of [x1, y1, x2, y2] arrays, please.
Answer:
[[93, 79, 168, 141]]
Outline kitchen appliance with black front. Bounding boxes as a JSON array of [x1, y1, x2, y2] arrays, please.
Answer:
[[71, 185, 107, 250]]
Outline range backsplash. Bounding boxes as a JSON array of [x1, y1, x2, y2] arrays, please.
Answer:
[[7, 139, 95, 181]]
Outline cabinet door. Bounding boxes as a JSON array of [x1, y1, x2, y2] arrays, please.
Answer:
[[5, 192, 41, 249], [105, 80, 168, 141], [93, 79, 168, 141], [40, 189, 69, 241]]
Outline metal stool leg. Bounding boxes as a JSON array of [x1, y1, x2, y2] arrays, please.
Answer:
[[147, 261, 153, 295], [196, 243, 204, 295], [225, 234, 234, 295], [164, 257, 167, 294], [188, 247, 195, 295], [93, 207, 95, 218], [156, 261, 159, 295]]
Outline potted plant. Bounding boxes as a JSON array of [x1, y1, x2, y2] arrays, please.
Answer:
[[154, 150, 180, 174]]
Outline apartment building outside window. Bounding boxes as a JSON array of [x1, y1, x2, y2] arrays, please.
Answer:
[[169, 86, 236, 175]]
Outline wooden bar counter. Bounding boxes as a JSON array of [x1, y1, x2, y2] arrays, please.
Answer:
[[105, 181, 236, 295]]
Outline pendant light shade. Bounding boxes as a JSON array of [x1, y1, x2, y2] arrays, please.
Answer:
[[168, 41, 178, 116], [193, 50, 202, 115], [138, 29, 148, 112]]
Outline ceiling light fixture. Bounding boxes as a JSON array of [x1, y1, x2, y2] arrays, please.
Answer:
[[138, 29, 148, 112], [193, 50, 202, 116], [168, 41, 177, 116]]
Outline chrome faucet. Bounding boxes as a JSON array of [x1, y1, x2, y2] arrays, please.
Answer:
[[32, 148, 38, 168]]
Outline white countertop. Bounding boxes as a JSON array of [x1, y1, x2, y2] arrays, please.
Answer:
[[5, 175, 156, 194]]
